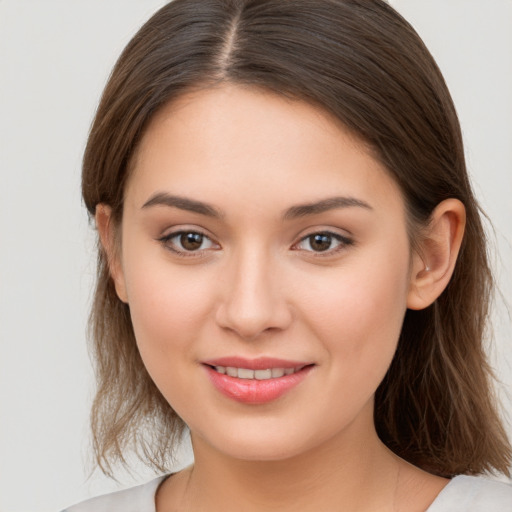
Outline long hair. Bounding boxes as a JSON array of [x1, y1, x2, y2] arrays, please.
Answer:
[[82, 0, 511, 477]]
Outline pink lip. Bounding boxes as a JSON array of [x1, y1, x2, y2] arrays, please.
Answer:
[[203, 356, 307, 370], [202, 357, 314, 405]]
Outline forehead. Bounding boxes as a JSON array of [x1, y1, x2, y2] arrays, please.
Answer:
[[126, 84, 404, 217]]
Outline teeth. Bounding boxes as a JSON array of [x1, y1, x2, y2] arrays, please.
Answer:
[[238, 368, 255, 379], [271, 368, 285, 378], [226, 367, 238, 377], [255, 369, 272, 380], [213, 366, 300, 380]]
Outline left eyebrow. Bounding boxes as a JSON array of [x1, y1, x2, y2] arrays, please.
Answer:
[[141, 192, 223, 218], [283, 196, 373, 220]]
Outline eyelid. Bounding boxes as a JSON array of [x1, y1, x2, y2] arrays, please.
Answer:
[[156, 225, 353, 258], [157, 227, 221, 257], [292, 229, 354, 256]]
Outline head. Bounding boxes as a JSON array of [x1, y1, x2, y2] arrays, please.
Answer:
[[83, 0, 511, 477]]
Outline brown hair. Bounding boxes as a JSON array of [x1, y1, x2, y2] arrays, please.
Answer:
[[82, 0, 511, 477]]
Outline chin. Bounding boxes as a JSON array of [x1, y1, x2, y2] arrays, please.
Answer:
[[190, 416, 346, 464], [215, 438, 312, 463]]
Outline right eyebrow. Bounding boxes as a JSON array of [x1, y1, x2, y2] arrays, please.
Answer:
[[141, 192, 223, 218], [283, 196, 373, 220]]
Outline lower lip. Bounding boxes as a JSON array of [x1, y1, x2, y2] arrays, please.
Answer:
[[204, 365, 313, 404]]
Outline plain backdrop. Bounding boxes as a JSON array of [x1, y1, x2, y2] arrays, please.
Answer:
[[0, 1, 511, 511]]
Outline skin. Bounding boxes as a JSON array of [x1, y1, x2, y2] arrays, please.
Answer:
[[97, 85, 465, 511]]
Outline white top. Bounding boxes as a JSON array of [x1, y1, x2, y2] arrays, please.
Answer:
[[63, 474, 512, 511]]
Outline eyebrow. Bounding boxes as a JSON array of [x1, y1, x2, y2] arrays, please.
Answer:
[[141, 192, 372, 220], [142, 193, 223, 218], [283, 196, 373, 219]]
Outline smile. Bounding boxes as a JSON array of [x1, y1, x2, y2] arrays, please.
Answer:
[[203, 359, 314, 404], [212, 366, 302, 380]]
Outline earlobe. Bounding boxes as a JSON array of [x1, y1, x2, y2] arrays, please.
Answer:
[[95, 204, 128, 303], [407, 198, 466, 310]]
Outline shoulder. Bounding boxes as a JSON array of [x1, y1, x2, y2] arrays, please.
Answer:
[[428, 475, 512, 511], [61, 476, 169, 512]]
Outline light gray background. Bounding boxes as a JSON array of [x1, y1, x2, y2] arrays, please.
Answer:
[[0, 1, 510, 511]]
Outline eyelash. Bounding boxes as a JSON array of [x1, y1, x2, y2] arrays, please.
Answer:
[[158, 230, 219, 258], [157, 230, 354, 258], [293, 231, 354, 256]]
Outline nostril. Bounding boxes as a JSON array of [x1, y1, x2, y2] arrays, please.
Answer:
[[213, 267, 293, 339]]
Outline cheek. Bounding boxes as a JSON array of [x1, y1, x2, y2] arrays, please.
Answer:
[[300, 248, 410, 383], [124, 263, 221, 419], [121, 249, 216, 365]]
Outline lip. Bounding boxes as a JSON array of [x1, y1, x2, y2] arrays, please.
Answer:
[[202, 357, 314, 404], [202, 356, 308, 370]]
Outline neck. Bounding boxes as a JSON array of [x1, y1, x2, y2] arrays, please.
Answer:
[[192, 434, 398, 511]]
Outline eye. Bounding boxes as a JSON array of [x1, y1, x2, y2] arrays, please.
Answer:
[[159, 230, 219, 255], [294, 231, 353, 254]]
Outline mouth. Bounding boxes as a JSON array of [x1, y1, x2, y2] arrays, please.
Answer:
[[207, 365, 306, 380], [202, 358, 314, 404]]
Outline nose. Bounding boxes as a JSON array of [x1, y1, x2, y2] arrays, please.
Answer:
[[215, 246, 293, 340]]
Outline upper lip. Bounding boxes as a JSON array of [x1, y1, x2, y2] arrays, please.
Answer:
[[202, 356, 312, 370]]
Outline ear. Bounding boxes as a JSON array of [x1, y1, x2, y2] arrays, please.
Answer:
[[95, 204, 128, 303], [407, 198, 466, 310]]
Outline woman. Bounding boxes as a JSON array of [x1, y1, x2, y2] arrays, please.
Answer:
[[65, 0, 512, 510]]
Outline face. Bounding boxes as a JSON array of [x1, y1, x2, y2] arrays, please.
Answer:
[[110, 85, 419, 461]]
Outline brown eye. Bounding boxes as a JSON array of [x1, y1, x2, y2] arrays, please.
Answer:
[[159, 230, 217, 255], [180, 232, 204, 251], [295, 231, 353, 254], [309, 233, 333, 252]]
